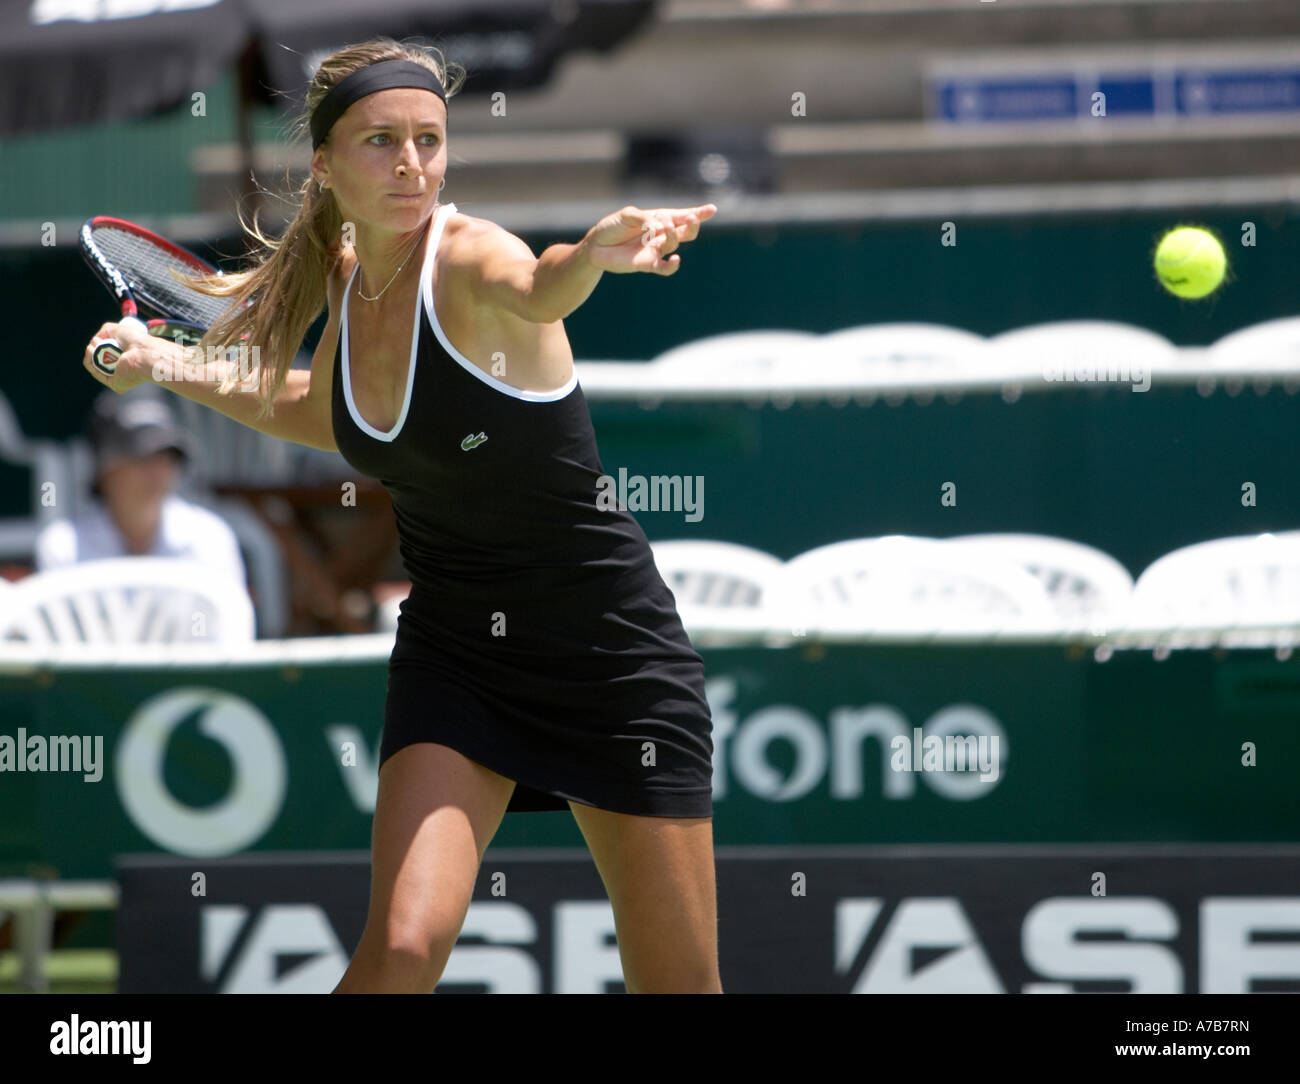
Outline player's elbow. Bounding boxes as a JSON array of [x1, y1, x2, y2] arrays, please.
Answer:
[[518, 292, 566, 325]]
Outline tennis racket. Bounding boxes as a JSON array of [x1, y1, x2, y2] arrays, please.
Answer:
[[80, 216, 238, 376]]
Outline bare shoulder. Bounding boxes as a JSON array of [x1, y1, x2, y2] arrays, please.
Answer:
[[440, 211, 535, 275], [443, 210, 524, 248], [434, 209, 573, 390]]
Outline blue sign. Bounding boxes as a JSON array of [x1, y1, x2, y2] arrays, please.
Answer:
[[1176, 69, 1300, 114], [933, 77, 1078, 123], [931, 65, 1300, 123]]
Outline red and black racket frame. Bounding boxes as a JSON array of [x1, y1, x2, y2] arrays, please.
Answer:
[[80, 216, 218, 374]]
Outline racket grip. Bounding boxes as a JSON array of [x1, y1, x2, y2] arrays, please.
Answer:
[[91, 315, 149, 376]]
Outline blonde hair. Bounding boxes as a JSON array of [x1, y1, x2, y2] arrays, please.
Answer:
[[188, 38, 464, 421]]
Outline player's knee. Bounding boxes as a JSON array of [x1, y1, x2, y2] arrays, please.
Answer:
[[383, 913, 462, 976]]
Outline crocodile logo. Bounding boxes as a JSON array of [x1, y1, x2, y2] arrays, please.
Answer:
[[461, 431, 488, 451]]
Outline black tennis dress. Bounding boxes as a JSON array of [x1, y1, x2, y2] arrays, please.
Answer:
[[331, 201, 713, 817]]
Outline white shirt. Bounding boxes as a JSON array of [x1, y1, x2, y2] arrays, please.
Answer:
[[34, 493, 248, 590]]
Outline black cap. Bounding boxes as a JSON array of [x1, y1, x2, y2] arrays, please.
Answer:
[[90, 390, 194, 474]]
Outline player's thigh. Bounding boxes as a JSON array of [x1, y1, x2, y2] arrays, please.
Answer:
[[567, 803, 721, 992], [364, 741, 516, 953]]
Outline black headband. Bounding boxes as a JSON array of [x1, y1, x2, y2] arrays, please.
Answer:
[[310, 60, 447, 150]]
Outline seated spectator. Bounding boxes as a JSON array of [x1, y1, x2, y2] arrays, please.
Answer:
[[34, 390, 248, 592]]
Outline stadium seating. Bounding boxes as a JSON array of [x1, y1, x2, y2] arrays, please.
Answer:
[[1, 557, 255, 645], [945, 533, 1135, 633], [775, 534, 1059, 638], [1126, 532, 1300, 642], [649, 539, 784, 643]]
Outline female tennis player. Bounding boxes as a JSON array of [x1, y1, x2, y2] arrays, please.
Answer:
[[82, 39, 721, 994]]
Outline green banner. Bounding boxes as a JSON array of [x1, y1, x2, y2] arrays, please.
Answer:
[[2, 640, 1297, 879], [591, 385, 1300, 582]]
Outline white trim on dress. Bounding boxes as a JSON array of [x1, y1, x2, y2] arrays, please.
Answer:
[[339, 220, 426, 442], [420, 202, 578, 403]]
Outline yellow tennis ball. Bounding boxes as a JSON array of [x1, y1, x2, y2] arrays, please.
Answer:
[[1154, 227, 1227, 299]]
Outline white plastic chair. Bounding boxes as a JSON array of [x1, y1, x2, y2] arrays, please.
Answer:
[[820, 323, 988, 367], [2, 557, 255, 645], [945, 533, 1134, 629], [1206, 317, 1300, 370], [1126, 532, 1300, 631], [988, 320, 1178, 388], [776, 535, 1059, 637], [649, 330, 819, 376], [649, 540, 784, 638], [814, 324, 992, 394]]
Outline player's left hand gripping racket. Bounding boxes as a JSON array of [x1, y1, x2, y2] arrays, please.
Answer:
[[80, 216, 238, 376]]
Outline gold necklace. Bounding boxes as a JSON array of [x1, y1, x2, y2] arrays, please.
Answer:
[[356, 215, 433, 302]]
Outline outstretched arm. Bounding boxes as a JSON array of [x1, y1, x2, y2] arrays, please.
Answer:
[[464, 203, 718, 324]]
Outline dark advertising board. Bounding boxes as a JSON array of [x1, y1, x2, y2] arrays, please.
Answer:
[[118, 846, 1300, 995]]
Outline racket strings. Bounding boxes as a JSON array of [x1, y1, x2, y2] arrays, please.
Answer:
[[90, 226, 233, 328]]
